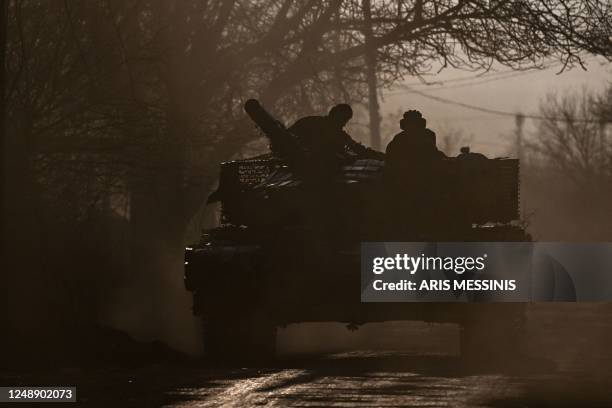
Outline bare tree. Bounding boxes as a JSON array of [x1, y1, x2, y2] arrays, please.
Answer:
[[4, 0, 612, 350], [531, 87, 611, 187], [524, 85, 612, 241]]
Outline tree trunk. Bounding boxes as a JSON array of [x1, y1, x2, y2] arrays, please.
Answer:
[[362, 0, 381, 150], [3, 117, 50, 361], [105, 167, 203, 354]]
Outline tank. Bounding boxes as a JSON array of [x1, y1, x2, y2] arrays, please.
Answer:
[[185, 99, 529, 362]]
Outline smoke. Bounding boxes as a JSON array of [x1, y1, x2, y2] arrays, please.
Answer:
[[101, 253, 203, 356]]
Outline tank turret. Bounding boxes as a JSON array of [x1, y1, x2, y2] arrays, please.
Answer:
[[209, 100, 519, 231]]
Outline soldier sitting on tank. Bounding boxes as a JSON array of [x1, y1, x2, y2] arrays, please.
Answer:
[[385, 110, 445, 171], [383, 110, 447, 234], [288, 104, 384, 172]]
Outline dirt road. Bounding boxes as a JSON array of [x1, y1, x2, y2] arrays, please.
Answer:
[[2, 304, 611, 407]]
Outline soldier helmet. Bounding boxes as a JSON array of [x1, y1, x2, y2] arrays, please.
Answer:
[[400, 110, 426, 130]]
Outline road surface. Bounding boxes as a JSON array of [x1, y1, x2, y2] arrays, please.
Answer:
[[2, 304, 611, 407]]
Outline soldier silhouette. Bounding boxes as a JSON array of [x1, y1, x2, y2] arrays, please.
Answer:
[[288, 104, 383, 236], [385, 110, 445, 176], [384, 110, 447, 235], [288, 104, 383, 173]]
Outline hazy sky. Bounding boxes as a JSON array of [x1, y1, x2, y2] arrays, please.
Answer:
[[377, 56, 611, 157]]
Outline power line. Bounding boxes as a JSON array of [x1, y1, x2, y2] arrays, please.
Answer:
[[388, 89, 610, 124], [398, 68, 542, 88], [395, 69, 556, 93], [391, 56, 598, 93]]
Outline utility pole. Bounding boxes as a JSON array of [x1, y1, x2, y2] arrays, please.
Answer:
[[362, 0, 381, 151], [515, 112, 525, 161], [599, 119, 606, 168], [515, 113, 525, 220]]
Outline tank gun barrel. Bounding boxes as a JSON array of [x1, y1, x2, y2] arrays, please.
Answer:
[[244, 99, 301, 167], [244, 99, 284, 136]]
